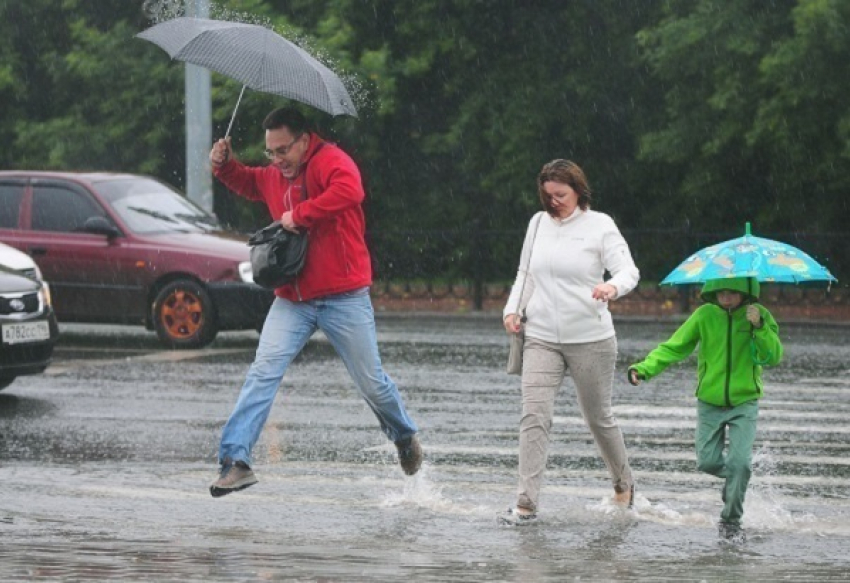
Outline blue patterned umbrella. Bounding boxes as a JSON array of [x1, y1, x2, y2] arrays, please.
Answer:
[[661, 223, 837, 285]]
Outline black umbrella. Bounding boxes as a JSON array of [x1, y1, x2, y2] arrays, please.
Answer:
[[137, 17, 358, 136]]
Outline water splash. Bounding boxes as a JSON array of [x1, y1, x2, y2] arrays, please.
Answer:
[[586, 493, 639, 516], [745, 444, 813, 530], [585, 491, 715, 528], [142, 0, 184, 22], [381, 464, 449, 509], [210, 6, 273, 28], [381, 464, 488, 515]]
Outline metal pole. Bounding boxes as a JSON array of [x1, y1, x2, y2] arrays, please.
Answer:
[[185, 0, 212, 212]]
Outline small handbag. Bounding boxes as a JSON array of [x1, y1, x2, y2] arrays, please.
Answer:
[[506, 213, 543, 375], [506, 329, 525, 376], [248, 221, 308, 288]]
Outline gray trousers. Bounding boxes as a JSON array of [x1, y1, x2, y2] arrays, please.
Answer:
[[516, 335, 633, 512]]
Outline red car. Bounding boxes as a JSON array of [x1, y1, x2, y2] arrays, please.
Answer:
[[0, 171, 273, 348]]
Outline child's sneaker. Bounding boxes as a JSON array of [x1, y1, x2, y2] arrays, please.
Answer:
[[209, 458, 258, 498], [497, 507, 538, 526], [718, 521, 746, 543]]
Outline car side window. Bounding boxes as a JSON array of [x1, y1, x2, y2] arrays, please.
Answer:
[[0, 183, 25, 228], [32, 185, 103, 233]]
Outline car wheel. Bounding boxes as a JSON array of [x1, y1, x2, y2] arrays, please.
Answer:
[[0, 376, 15, 391], [152, 280, 218, 349]]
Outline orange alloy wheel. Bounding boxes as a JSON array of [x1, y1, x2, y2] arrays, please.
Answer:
[[159, 288, 205, 339], [152, 279, 218, 348]]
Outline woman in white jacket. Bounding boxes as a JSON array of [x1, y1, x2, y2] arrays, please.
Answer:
[[499, 159, 639, 525]]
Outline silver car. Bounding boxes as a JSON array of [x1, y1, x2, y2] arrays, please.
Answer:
[[0, 242, 58, 390]]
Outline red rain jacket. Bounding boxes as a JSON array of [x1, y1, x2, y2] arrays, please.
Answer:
[[213, 134, 372, 301]]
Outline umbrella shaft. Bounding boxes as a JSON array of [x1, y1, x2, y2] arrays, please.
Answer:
[[225, 85, 247, 140]]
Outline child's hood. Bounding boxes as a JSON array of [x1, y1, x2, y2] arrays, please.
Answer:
[[700, 276, 760, 305]]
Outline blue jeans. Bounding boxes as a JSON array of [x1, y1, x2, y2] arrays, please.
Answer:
[[218, 287, 418, 465]]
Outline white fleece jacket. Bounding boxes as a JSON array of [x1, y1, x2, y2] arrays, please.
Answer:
[[504, 209, 640, 344]]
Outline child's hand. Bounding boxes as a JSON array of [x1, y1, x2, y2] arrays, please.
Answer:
[[746, 305, 763, 328], [627, 369, 642, 386]]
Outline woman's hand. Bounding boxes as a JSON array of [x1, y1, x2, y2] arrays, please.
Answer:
[[592, 283, 618, 302], [628, 369, 642, 386], [504, 314, 522, 334]]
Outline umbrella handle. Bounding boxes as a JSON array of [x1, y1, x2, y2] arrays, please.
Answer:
[[749, 326, 773, 365], [224, 85, 247, 141]]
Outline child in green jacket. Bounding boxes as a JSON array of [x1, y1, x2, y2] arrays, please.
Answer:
[[628, 276, 782, 542]]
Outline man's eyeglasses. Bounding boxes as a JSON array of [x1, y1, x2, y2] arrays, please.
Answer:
[[264, 134, 303, 159]]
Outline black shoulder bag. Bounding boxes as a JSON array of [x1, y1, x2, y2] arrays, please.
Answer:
[[248, 144, 324, 289], [248, 220, 308, 289]]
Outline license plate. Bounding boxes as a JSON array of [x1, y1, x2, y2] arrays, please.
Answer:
[[2, 321, 50, 345]]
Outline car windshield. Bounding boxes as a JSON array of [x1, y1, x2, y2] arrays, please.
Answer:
[[94, 177, 221, 234]]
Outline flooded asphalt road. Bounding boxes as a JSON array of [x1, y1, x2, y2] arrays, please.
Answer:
[[1, 315, 849, 582]]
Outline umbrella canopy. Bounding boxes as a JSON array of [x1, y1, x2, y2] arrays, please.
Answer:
[[137, 17, 358, 121], [661, 223, 837, 285]]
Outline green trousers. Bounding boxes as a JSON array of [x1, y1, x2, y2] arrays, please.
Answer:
[[695, 400, 759, 525]]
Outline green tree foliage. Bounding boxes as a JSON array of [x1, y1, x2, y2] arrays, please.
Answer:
[[637, 0, 795, 230], [749, 0, 850, 232], [0, 0, 185, 181], [1, 0, 848, 281], [280, 0, 663, 278], [637, 0, 850, 277]]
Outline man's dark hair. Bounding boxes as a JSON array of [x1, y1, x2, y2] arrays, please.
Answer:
[[262, 107, 310, 134]]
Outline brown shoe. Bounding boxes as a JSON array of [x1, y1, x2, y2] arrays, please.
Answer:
[[394, 435, 422, 476], [209, 458, 258, 498]]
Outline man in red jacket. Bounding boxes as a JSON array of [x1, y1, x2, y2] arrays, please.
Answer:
[[207, 107, 421, 497]]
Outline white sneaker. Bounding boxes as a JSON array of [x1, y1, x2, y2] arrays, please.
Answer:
[[497, 507, 538, 526]]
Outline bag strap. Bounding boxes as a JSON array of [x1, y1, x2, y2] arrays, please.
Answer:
[[515, 212, 543, 320], [298, 141, 326, 202]]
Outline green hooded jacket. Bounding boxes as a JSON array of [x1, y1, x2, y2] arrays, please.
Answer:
[[629, 277, 783, 407]]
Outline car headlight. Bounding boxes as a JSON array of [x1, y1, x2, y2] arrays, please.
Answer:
[[238, 261, 254, 283], [38, 281, 52, 308]]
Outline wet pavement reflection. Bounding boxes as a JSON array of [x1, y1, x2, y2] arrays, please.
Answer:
[[1, 316, 849, 581]]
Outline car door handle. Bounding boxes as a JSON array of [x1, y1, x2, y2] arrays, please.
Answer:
[[29, 247, 47, 257]]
